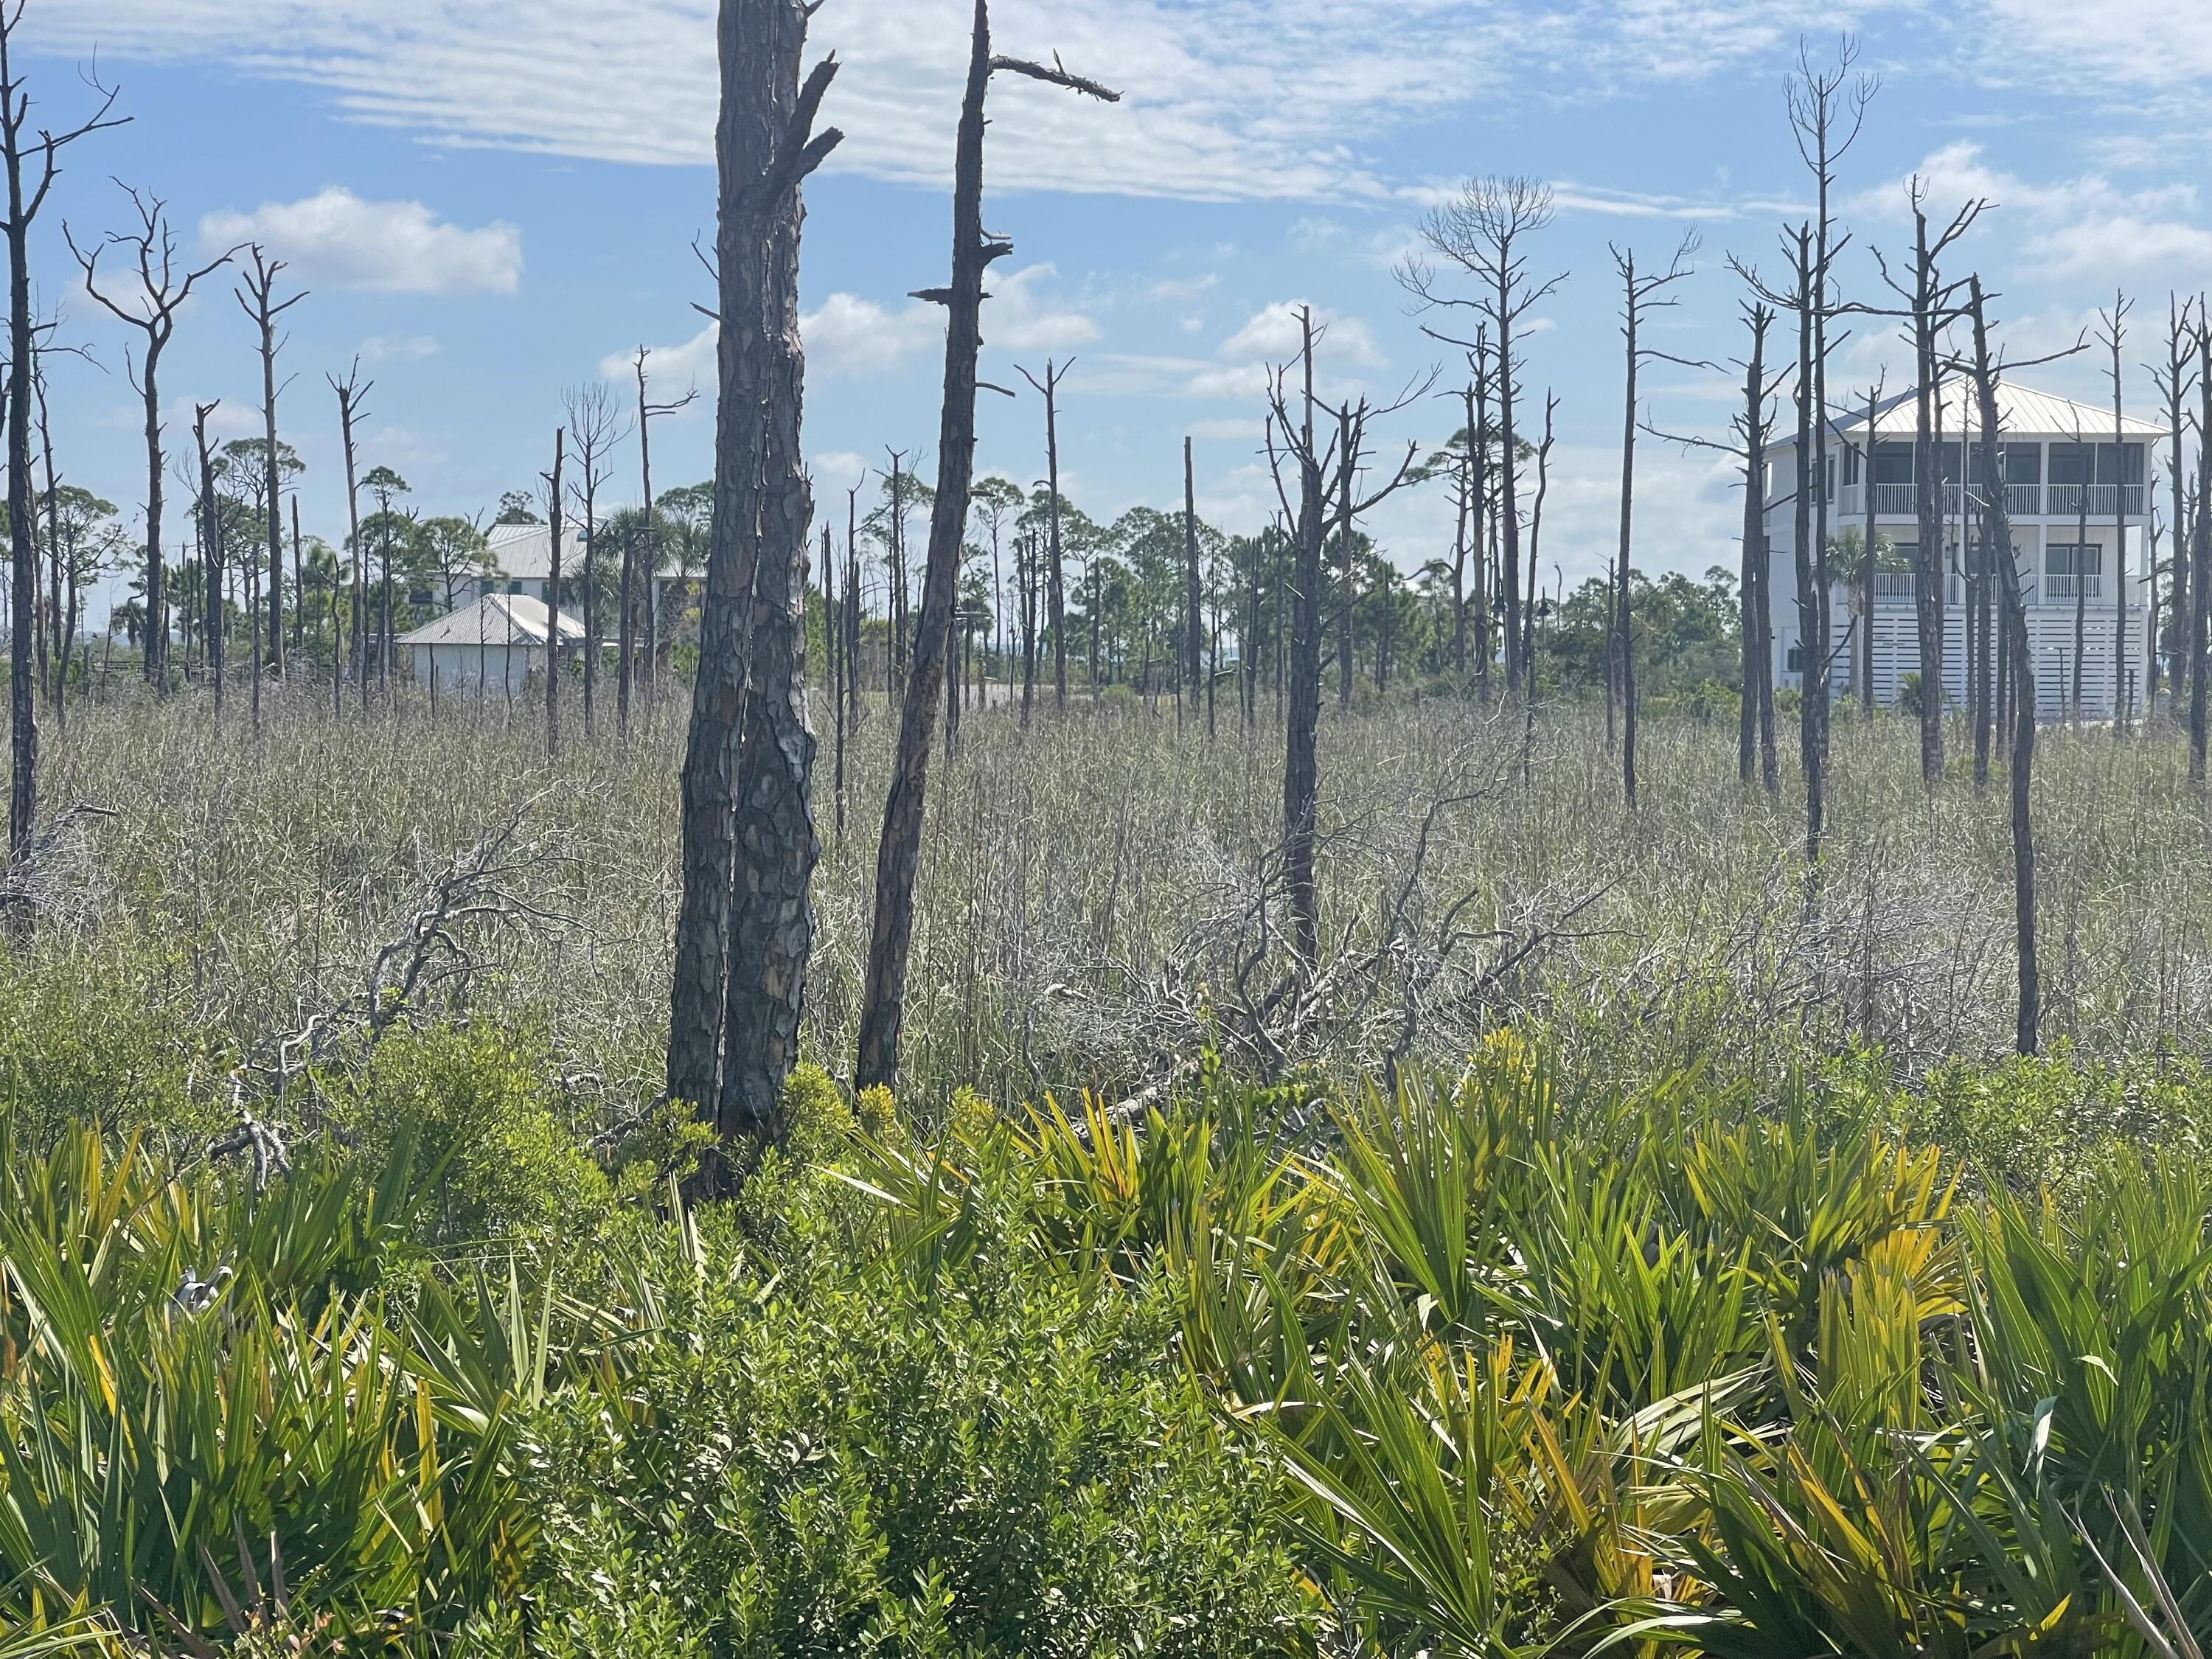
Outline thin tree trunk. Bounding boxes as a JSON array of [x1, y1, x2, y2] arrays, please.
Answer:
[[1966, 279, 2037, 1054], [546, 429, 564, 759], [854, 0, 1090, 1089], [1283, 310, 1326, 963], [1183, 435, 1202, 720]]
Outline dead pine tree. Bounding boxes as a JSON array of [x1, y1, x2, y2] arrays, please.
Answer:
[[564, 383, 630, 739], [714, 77, 833, 1156], [2096, 293, 2135, 732], [191, 400, 224, 725], [2151, 295, 2196, 720], [1015, 358, 1071, 712], [2193, 314, 2211, 784], [1873, 180, 1987, 787], [1850, 375, 1885, 715], [1738, 220, 1850, 860], [1183, 435, 1203, 726], [1961, 276, 2044, 1054], [540, 429, 564, 760], [667, 0, 844, 1130], [852, 1, 1118, 1093], [1262, 308, 1427, 964], [1610, 231, 1700, 808], [327, 361, 369, 715], [630, 343, 698, 726], [2, 13, 125, 862], [1401, 176, 1564, 703], [1789, 33, 1878, 726], [235, 246, 305, 684], [69, 188, 231, 698], [1648, 301, 1785, 793]]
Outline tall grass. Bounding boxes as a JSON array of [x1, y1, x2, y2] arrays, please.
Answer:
[[14, 682, 2212, 1127]]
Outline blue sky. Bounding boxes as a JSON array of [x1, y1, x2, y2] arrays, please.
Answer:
[[21, 0, 2212, 619]]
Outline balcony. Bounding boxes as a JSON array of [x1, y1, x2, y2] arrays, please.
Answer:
[[2045, 483, 2145, 518], [1870, 570, 1964, 608], [1840, 482, 1966, 518], [2043, 571, 2105, 601]]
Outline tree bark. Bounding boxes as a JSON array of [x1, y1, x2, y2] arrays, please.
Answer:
[[1282, 312, 1326, 964], [1910, 209, 1946, 785], [1966, 279, 2037, 1054], [716, 141, 821, 1147], [546, 430, 564, 759], [1183, 435, 1202, 718], [667, 0, 838, 1115], [855, 0, 1002, 1091]]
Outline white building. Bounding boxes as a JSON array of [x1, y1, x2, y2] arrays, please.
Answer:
[[453, 521, 570, 612], [1766, 383, 2167, 720], [395, 593, 583, 697]]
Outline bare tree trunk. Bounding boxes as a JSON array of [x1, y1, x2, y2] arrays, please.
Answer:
[[545, 429, 564, 759], [858, 0, 1064, 1089], [717, 125, 822, 1146], [2194, 324, 2211, 783], [827, 522, 844, 838], [193, 403, 224, 728], [290, 495, 305, 665], [1018, 361, 1069, 712], [1966, 278, 2037, 1054], [1784, 226, 1829, 861], [1911, 218, 1947, 785], [1735, 307, 1776, 790], [2160, 296, 2192, 719], [1863, 391, 1878, 715], [237, 248, 302, 683], [1183, 435, 1202, 720], [2105, 294, 2132, 732], [667, 0, 840, 1116], [1282, 313, 1326, 964], [327, 365, 369, 715], [1615, 266, 1639, 805]]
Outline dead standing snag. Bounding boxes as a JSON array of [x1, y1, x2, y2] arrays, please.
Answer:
[[852, 5, 1117, 1093]]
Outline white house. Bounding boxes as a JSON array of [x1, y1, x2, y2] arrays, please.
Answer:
[[1765, 382, 2168, 720], [453, 521, 692, 649], [453, 522, 568, 612], [396, 593, 583, 697]]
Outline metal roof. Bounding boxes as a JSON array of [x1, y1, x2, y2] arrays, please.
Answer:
[[395, 593, 584, 650], [483, 521, 564, 580], [1783, 380, 2168, 445]]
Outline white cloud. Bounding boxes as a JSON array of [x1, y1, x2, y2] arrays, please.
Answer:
[[989, 263, 1099, 352], [601, 324, 717, 390], [361, 333, 442, 361], [200, 188, 522, 293], [1218, 300, 1382, 369], [1851, 141, 2212, 290], [31, 0, 1922, 204], [800, 293, 942, 378]]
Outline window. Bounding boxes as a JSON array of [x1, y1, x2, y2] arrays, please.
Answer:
[[2049, 444, 2094, 486], [1824, 454, 1837, 503], [2095, 442, 2146, 484], [2046, 543, 2103, 599], [1874, 442, 1914, 484], [1999, 442, 2042, 485], [1843, 445, 1863, 485], [1785, 642, 1805, 673]]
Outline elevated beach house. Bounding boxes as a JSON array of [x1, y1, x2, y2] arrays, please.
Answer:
[[1765, 382, 2168, 720]]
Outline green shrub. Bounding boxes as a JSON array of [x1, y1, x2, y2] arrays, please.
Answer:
[[518, 1175, 1310, 1658], [326, 1023, 608, 1242]]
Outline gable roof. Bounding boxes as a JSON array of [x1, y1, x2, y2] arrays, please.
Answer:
[[1788, 380, 2167, 444], [396, 593, 584, 650]]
